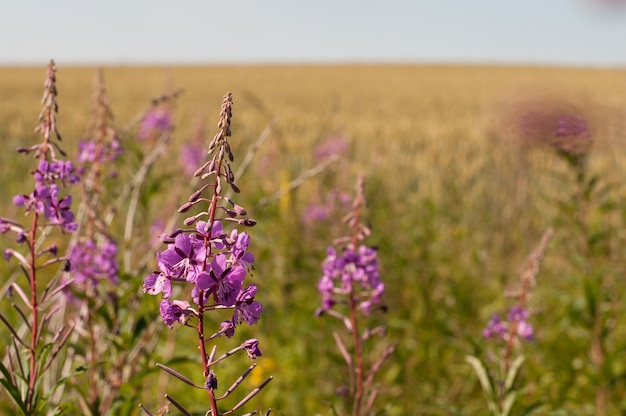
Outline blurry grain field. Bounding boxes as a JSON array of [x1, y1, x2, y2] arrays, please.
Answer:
[[1, 64, 626, 415]]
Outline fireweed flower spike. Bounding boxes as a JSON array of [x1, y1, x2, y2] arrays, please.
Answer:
[[0, 60, 78, 414], [467, 228, 553, 416], [141, 92, 271, 415], [49, 69, 128, 415], [69, 69, 122, 293], [316, 176, 395, 416]]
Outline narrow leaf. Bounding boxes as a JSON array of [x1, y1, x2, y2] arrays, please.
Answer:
[[156, 363, 203, 389], [501, 391, 518, 416], [165, 394, 193, 416], [465, 355, 493, 396], [138, 404, 155, 416], [0, 312, 27, 348], [504, 355, 525, 391]]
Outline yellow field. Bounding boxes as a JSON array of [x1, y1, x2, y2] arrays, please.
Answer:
[[1, 65, 624, 222]]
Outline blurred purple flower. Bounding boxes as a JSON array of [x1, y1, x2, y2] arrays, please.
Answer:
[[511, 100, 592, 160], [138, 107, 172, 140], [318, 244, 383, 315], [77, 136, 122, 164], [68, 238, 119, 286], [314, 135, 349, 162], [303, 190, 352, 225], [304, 204, 332, 223], [35, 159, 79, 186], [483, 306, 534, 342], [180, 141, 204, 176], [483, 313, 507, 339]]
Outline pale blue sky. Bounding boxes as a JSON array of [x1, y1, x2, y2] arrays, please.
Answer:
[[1, 0, 626, 66]]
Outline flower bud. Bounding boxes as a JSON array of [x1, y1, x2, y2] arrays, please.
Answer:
[[178, 202, 193, 213], [184, 216, 198, 226]]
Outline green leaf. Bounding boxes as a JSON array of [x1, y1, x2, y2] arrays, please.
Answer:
[[501, 390, 517, 416], [465, 355, 493, 396], [504, 355, 525, 391], [0, 361, 28, 414], [36, 365, 87, 414], [519, 402, 547, 416]]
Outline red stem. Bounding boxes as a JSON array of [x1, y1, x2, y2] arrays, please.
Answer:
[[350, 185, 364, 416], [198, 149, 224, 416], [27, 212, 39, 413]]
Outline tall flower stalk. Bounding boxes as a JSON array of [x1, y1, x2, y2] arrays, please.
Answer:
[[58, 68, 126, 415], [141, 92, 271, 415], [467, 228, 553, 416], [548, 115, 616, 415], [512, 102, 620, 413], [0, 60, 78, 415], [316, 176, 395, 416]]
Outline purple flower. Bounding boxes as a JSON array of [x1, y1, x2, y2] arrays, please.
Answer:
[[180, 142, 204, 176], [14, 182, 78, 232], [555, 115, 589, 139], [45, 186, 77, 232], [196, 254, 245, 306], [196, 220, 224, 247], [318, 244, 383, 314], [77, 137, 123, 164], [483, 306, 534, 342], [507, 306, 529, 323], [143, 93, 262, 343], [68, 238, 119, 286], [483, 314, 507, 339], [16, 231, 26, 244], [160, 299, 191, 328], [508, 306, 534, 341], [157, 233, 206, 283], [0, 220, 9, 234], [34, 159, 79, 186], [302, 190, 352, 225], [144, 272, 172, 298], [510, 101, 592, 159], [233, 284, 263, 325], [230, 230, 255, 269], [77, 140, 97, 163], [241, 339, 262, 360], [516, 320, 534, 341], [138, 107, 172, 140], [314, 135, 349, 162], [220, 320, 235, 338], [303, 204, 331, 223]]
